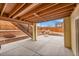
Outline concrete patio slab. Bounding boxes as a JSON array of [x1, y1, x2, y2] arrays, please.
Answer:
[[0, 35, 74, 56]]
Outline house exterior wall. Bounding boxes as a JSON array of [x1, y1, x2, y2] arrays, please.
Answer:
[[71, 4, 79, 56]]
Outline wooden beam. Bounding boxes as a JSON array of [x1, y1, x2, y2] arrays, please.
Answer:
[[29, 10, 72, 23], [33, 13, 43, 18], [12, 23, 32, 38], [20, 4, 74, 20], [24, 4, 74, 21], [40, 4, 74, 16], [41, 8, 74, 19], [13, 3, 41, 18], [38, 11, 72, 23], [41, 6, 75, 17], [32, 23, 37, 41], [42, 11, 72, 20], [33, 13, 45, 20], [24, 4, 75, 21], [9, 3, 25, 18], [1, 4, 8, 16], [28, 23, 31, 32], [35, 3, 58, 13], [25, 6, 74, 21], [0, 36, 29, 45], [20, 3, 58, 19], [0, 16, 33, 25]]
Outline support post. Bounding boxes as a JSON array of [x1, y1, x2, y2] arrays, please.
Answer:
[[32, 23, 37, 41], [64, 16, 71, 49], [28, 23, 30, 32], [0, 44, 1, 49]]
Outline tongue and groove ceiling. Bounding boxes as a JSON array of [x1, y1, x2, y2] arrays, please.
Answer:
[[0, 3, 76, 23]]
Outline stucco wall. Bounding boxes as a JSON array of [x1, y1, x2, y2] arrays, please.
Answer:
[[71, 4, 79, 55]]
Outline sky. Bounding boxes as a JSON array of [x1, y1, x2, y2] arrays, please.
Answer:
[[37, 18, 64, 27]]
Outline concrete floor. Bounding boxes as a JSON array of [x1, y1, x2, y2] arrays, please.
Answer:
[[0, 35, 74, 56]]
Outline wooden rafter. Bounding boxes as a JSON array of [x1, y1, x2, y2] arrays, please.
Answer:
[[26, 9, 72, 23], [13, 3, 41, 18], [42, 10, 73, 19], [1, 4, 7, 16], [35, 3, 58, 13], [38, 15, 69, 23], [41, 6, 75, 17], [24, 6, 74, 21], [0, 3, 76, 23], [33, 13, 45, 20], [0, 16, 33, 24], [20, 3, 58, 19], [43, 11, 72, 20], [12, 23, 32, 38], [40, 4, 74, 16], [37, 11, 72, 23], [9, 3, 25, 18], [20, 4, 74, 20], [25, 4, 74, 19], [40, 7, 74, 19], [22, 4, 74, 22]]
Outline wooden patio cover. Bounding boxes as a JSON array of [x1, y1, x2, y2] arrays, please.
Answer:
[[0, 3, 76, 40]]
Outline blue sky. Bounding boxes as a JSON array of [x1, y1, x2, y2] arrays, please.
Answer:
[[37, 18, 64, 27]]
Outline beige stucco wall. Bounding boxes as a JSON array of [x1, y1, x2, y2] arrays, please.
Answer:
[[71, 4, 79, 55], [64, 17, 71, 49]]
